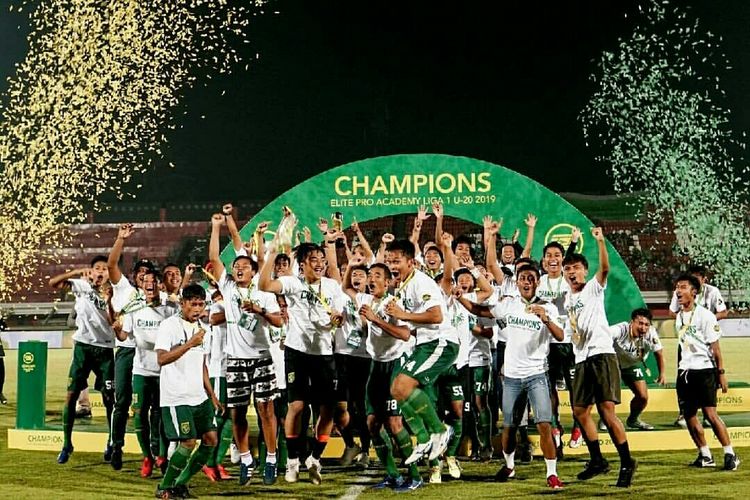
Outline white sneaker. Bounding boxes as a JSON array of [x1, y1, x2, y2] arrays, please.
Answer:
[[285, 458, 300, 483], [230, 443, 241, 464], [446, 456, 462, 479], [598, 420, 607, 432], [305, 455, 322, 485], [428, 425, 454, 461], [404, 441, 433, 465], [674, 415, 687, 429], [428, 464, 442, 484], [354, 451, 370, 469]]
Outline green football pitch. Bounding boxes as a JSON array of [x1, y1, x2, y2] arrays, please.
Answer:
[[1, 340, 749, 499]]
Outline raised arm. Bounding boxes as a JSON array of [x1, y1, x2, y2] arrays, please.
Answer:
[[566, 226, 581, 257], [433, 200, 444, 246], [254, 221, 269, 267], [592, 227, 609, 286], [258, 244, 284, 294], [439, 232, 456, 295], [208, 213, 226, 278], [410, 205, 431, 257], [108, 223, 134, 285], [351, 218, 374, 261], [520, 213, 537, 259], [323, 230, 342, 283], [223, 203, 243, 254], [342, 255, 365, 300], [376, 233, 394, 264], [49, 268, 89, 290], [462, 255, 493, 303], [483, 216, 505, 283]]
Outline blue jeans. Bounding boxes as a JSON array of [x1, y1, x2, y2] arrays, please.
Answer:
[[502, 372, 553, 427]]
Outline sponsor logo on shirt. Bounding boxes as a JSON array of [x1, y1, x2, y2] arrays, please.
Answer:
[[506, 314, 542, 331], [136, 319, 161, 329]]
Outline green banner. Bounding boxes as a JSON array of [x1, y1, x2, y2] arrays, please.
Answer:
[[225, 154, 653, 381]]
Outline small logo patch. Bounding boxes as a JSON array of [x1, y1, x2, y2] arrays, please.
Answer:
[[180, 421, 191, 434], [287, 372, 295, 384], [422, 294, 431, 301], [714, 325, 721, 332]]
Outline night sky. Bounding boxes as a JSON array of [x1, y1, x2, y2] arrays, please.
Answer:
[[1, 0, 749, 203]]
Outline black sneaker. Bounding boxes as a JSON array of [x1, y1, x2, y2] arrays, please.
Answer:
[[577, 458, 610, 480], [172, 484, 198, 499], [0, 392, 8, 404], [103, 444, 114, 463], [517, 442, 533, 464], [494, 465, 515, 482], [111, 447, 123, 471], [723, 453, 740, 471], [616, 459, 637, 487], [75, 407, 92, 419], [689, 454, 716, 468]]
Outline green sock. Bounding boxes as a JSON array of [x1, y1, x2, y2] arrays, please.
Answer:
[[446, 417, 463, 456], [399, 399, 430, 443], [373, 430, 399, 478], [174, 443, 214, 486], [159, 445, 191, 488], [278, 431, 288, 468], [210, 418, 233, 467], [62, 399, 75, 450], [393, 429, 421, 480], [134, 412, 151, 458], [405, 388, 445, 435], [477, 407, 492, 450]]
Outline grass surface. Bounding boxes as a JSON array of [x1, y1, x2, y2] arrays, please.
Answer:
[[1, 340, 749, 498]]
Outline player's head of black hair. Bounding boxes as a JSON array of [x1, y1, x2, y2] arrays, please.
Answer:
[[296, 242, 325, 263], [452, 235, 475, 256], [675, 273, 701, 293], [349, 264, 368, 275], [515, 257, 537, 268], [232, 255, 258, 272], [453, 268, 476, 287], [542, 241, 565, 257], [516, 263, 541, 279], [181, 283, 205, 301], [424, 246, 444, 262], [275, 253, 291, 266], [386, 239, 416, 259], [90, 255, 108, 267], [687, 264, 707, 278], [142, 268, 160, 282], [368, 263, 392, 279], [562, 253, 589, 270], [631, 307, 652, 321]]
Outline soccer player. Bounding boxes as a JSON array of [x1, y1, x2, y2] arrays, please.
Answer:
[[155, 284, 221, 499], [385, 239, 455, 479], [609, 308, 666, 431], [459, 264, 565, 489], [209, 213, 283, 485], [50, 257, 116, 465], [259, 234, 345, 485], [673, 274, 740, 470], [563, 227, 636, 487], [118, 268, 178, 477]]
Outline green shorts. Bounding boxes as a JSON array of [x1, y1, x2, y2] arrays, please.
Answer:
[[396, 340, 458, 388], [162, 399, 218, 441], [621, 364, 646, 386], [470, 365, 491, 397], [366, 358, 403, 418], [210, 377, 227, 405], [67, 341, 115, 393]]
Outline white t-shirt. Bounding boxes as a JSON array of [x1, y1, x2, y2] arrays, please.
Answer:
[[219, 270, 280, 359], [565, 278, 615, 364], [155, 316, 209, 407], [449, 292, 475, 369], [333, 293, 370, 358], [69, 279, 116, 349], [675, 305, 722, 371], [396, 270, 457, 345], [491, 296, 559, 378], [123, 304, 177, 377], [669, 283, 727, 315], [536, 274, 571, 344], [278, 275, 344, 356], [610, 322, 663, 369], [470, 295, 494, 368], [207, 301, 228, 378], [360, 293, 409, 363]]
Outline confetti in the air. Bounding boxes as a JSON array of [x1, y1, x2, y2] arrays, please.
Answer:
[[0, 0, 266, 301], [581, 0, 750, 294]]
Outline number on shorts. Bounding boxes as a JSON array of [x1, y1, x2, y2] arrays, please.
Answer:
[[452, 386, 464, 397], [475, 381, 487, 393], [387, 399, 398, 411]]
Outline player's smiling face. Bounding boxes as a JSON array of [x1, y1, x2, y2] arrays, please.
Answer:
[[386, 250, 413, 281], [163, 265, 182, 292], [351, 269, 367, 292], [302, 250, 326, 282], [501, 245, 515, 265], [516, 269, 538, 300], [424, 249, 442, 270], [544, 247, 563, 277], [457, 273, 474, 293], [141, 273, 159, 302]]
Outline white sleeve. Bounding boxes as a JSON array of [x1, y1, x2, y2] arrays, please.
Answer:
[[669, 291, 680, 314], [648, 327, 663, 352], [711, 288, 727, 313], [154, 320, 174, 352], [279, 275, 303, 296]]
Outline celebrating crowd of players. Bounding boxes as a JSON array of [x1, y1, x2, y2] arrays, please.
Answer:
[[49, 202, 740, 498]]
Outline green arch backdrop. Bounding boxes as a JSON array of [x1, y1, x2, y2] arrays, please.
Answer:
[[222, 154, 650, 377]]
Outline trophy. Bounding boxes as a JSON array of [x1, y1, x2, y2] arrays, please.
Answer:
[[275, 206, 298, 252]]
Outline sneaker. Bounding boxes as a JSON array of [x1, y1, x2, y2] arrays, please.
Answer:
[[156, 456, 168, 475], [577, 458, 610, 480], [202, 464, 219, 482], [141, 456, 155, 478], [75, 407, 92, 419], [230, 443, 241, 464], [263, 462, 277, 485], [340, 444, 361, 467], [393, 477, 424, 492], [0, 393, 7, 404], [598, 420, 607, 432], [689, 454, 716, 467], [239, 462, 253, 486], [517, 442, 533, 464], [285, 458, 300, 483], [404, 440, 433, 465], [171, 484, 197, 499], [674, 415, 687, 429], [428, 464, 442, 483], [111, 447, 123, 471], [568, 427, 583, 449], [216, 464, 231, 480], [723, 453, 740, 471], [104, 444, 114, 463], [479, 446, 493, 463], [446, 456, 462, 478], [371, 475, 404, 490], [57, 446, 73, 464], [616, 459, 637, 487], [428, 424, 454, 461], [154, 485, 171, 499], [703, 418, 713, 429], [552, 428, 564, 460], [354, 451, 370, 469], [305, 455, 322, 485], [556, 379, 567, 391], [627, 418, 654, 431], [494, 465, 515, 482], [547, 474, 564, 490]]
